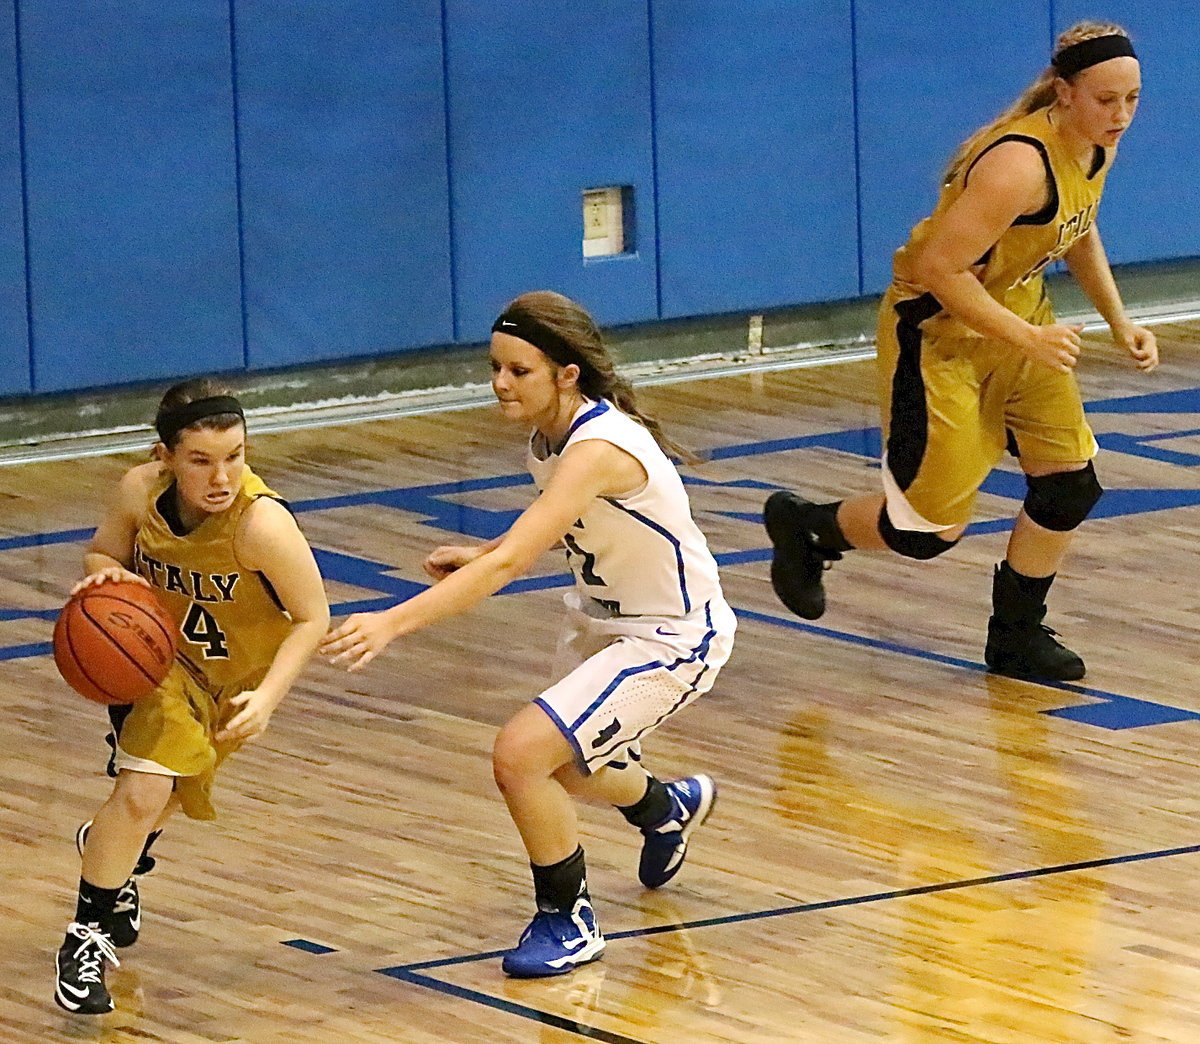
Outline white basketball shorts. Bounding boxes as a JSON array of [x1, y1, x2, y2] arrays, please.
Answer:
[[535, 591, 736, 774]]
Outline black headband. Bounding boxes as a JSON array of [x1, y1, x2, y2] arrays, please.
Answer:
[[156, 395, 245, 446], [491, 311, 575, 366], [1052, 34, 1137, 78]]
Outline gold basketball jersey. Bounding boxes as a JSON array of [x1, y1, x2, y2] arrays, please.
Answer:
[[132, 466, 292, 695], [891, 106, 1110, 339]]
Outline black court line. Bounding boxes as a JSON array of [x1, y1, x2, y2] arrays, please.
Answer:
[[374, 841, 1200, 1041], [379, 967, 651, 1044]]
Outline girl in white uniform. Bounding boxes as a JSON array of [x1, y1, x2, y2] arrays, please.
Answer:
[[323, 290, 736, 978]]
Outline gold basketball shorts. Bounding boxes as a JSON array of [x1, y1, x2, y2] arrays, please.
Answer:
[[111, 660, 243, 820], [874, 288, 1097, 529]]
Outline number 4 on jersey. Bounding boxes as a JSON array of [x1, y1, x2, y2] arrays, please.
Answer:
[[181, 603, 230, 658]]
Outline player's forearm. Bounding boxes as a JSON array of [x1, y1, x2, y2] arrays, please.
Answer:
[[254, 616, 329, 707], [83, 550, 130, 575], [1064, 230, 1128, 328], [922, 270, 1037, 346]]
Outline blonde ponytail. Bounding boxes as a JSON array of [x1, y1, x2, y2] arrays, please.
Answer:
[[943, 22, 1131, 184]]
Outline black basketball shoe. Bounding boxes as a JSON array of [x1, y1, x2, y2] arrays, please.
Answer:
[[763, 491, 843, 620], [985, 618, 1086, 681], [985, 562, 1085, 681], [54, 922, 119, 1014]]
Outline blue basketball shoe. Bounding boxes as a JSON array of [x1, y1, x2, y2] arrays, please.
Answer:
[[638, 775, 716, 889], [501, 896, 606, 978]]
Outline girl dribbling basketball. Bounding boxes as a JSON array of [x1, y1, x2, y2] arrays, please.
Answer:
[[54, 379, 329, 1015]]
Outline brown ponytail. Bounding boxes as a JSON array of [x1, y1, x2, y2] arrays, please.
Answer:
[[497, 291, 701, 464]]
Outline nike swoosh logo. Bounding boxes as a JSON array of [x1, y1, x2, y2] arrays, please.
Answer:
[[655, 626, 680, 636], [499, 320, 517, 328], [59, 981, 91, 999]]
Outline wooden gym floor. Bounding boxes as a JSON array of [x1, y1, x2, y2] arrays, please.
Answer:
[[2, 320, 1200, 1043]]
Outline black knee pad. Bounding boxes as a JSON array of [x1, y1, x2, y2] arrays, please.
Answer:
[[1023, 461, 1103, 532], [878, 505, 960, 560]]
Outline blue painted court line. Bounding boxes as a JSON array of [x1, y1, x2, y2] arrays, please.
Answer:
[[1087, 386, 1200, 414], [8, 573, 1197, 732], [738, 606, 1200, 730], [0, 527, 93, 552], [0, 607, 57, 621], [0, 640, 50, 661], [373, 841, 1200, 1042], [281, 939, 337, 954]]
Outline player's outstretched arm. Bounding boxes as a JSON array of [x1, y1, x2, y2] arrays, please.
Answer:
[[322, 440, 639, 672]]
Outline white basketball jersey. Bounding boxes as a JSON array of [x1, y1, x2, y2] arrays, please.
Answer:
[[526, 399, 724, 617]]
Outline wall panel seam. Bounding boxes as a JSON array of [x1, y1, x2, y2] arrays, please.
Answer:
[[228, 0, 249, 368], [646, 0, 663, 317], [13, 0, 32, 389], [439, 0, 460, 341]]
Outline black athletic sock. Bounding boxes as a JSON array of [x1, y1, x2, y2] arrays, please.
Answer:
[[531, 846, 587, 913], [618, 776, 673, 830], [806, 501, 854, 553], [136, 829, 163, 875], [75, 878, 122, 928], [993, 561, 1055, 623]]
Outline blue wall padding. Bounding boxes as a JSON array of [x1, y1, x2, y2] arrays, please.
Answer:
[[854, 0, 1050, 293], [2, 2, 1199, 396], [652, 0, 859, 316], [443, 0, 659, 338], [19, 1, 243, 393], [0, 1, 28, 395], [1054, 1, 1200, 263], [234, 0, 454, 368]]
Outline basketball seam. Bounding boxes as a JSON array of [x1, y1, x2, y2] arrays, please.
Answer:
[[63, 606, 122, 703], [78, 598, 172, 695]]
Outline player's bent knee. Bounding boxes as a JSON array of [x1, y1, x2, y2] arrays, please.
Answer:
[[878, 506, 960, 560], [493, 727, 559, 793], [110, 773, 173, 825], [491, 749, 524, 796], [1023, 461, 1103, 531]]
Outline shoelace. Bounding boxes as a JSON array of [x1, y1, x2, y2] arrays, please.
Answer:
[[115, 881, 137, 915], [65, 923, 120, 982]]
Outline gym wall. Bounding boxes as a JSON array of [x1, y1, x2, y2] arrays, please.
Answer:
[[0, 0, 1195, 396]]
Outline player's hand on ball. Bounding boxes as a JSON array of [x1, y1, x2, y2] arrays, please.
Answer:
[[71, 567, 149, 595], [321, 612, 396, 672]]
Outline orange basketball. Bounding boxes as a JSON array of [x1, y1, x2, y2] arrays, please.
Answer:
[[53, 580, 177, 705]]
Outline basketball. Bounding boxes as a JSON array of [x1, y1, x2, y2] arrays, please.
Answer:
[[53, 580, 177, 705]]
